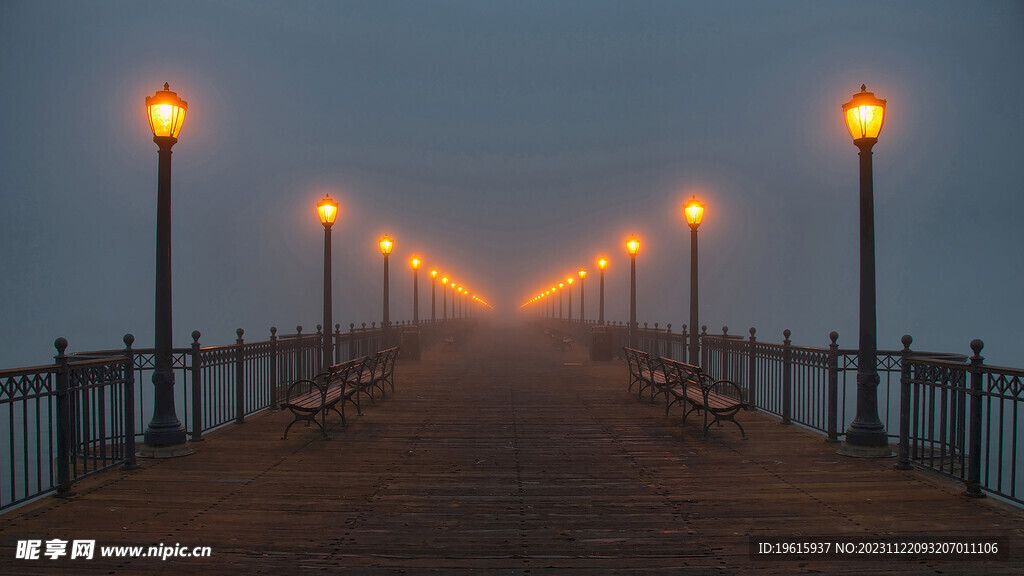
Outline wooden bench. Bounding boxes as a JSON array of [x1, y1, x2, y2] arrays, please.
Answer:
[[352, 346, 400, 404], [622, 347, 670, 401], [280, 357, 364, 439], [660, 357, 749, 439]]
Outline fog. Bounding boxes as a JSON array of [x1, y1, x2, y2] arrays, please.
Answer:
[[1, 0, 1022, 366]]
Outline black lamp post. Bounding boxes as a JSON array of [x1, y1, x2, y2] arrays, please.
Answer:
[[318, 195, 339, 371], [598, 258, 608, 325], [379, 235, 393, 342], [143, 83, 188, 449], [578, 269, 586, 322], [411, 257, 421, 325], [558, 282, 564, 319], [840, 85, 891, 455], [684, 197, 704, 365], [430, 269, 438, 322], [626, 236, 639, 347], [441, 277, 448, 320], [567, 277, 573, 321]]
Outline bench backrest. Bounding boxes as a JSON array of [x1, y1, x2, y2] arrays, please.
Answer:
[[659, 357, 702, 387], [329, 357, 365, 384]]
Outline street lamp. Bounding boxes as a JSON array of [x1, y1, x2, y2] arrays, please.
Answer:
[[410, 257, 421, 325], [558, 282, 564, 319], [684, 196, 704, 365], [430, 269, 438, 321], [626, 236, 639, 347], [318, 195, 339, 371], [840, 85, 890, 455], [598, 258, 608, 325], [566, 277, 574, 321], [578, 269, 587, 323], [441, 277, 449, 320], [143, 83, 188, 449], [379, 234, 393, 342]]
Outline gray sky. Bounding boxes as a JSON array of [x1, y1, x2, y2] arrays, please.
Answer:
[[1, 0, 1022, 366]]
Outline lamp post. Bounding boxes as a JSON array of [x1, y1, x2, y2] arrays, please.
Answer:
[[578, 269, 586, 323], [430, 269, 438, 321], [143, 83, 188, 449], [558, 283, 564, 319], [441, 277, 449, 320], [840, 85, 890, 455], [411, 257, 421, 325], [684, 196, 704, 365], [379, 234, 393, 343], [626, 236, 639, 347], [566, 277, 573, 321], [598, 258, 608, 325], [318, 195, 339, 371]]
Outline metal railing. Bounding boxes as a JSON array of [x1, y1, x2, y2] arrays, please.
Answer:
[[1, 318, 463, 512], [551, 318, 1021, 505]]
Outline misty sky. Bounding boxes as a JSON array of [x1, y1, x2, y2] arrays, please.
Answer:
[[1, 0, 1022, 366]]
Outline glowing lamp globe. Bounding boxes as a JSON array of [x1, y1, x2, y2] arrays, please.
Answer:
[[146, 83, 187, 141], [626, 236, 639, 256], [684, 196, 705, 229], [317, 195, 339, 226], [379, 235, 394, 256], [842, 85, 886, 143]]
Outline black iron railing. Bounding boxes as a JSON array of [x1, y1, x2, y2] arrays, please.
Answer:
[[0, 319, 461, 512], [550, 318, 1021, 506]]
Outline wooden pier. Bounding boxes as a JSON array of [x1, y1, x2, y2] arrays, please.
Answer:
[[1, 323, 1020, 574]]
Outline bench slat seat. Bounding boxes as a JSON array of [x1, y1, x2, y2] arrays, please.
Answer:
[[657, 357, 750, 440]]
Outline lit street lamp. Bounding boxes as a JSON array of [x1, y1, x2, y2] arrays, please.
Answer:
[[578, 269, 587, 323], [684, 196, 704, 365], [410, 257, 421, 325], [379, 234, 393, 342], [558, 282, 564, 319], [840, 85, 890, 455], [318, 195, 339, 370], [598, 258, 608, 325], [430, 269, 438, 321], [626, 236, 639, 347], [442, 277, 449, 320], [566, 277, 574, 321], [143, 83, 188, 449]]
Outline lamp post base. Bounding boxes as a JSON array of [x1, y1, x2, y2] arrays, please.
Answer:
[[837, 441, 895, 458], [137, 442, 194, 459]]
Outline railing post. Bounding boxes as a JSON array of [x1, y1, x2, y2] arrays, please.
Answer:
[[334, 324, 342, 364], [269, 327, 278, 411], [316, 324, 324, 372], [349, 323, 357, 360], [896, 334, 913, 467], [54, 337, 74, 498], [720, 326, 729, 381], [965, 339, 986, 498], [235, 328, 246, 425], [190, 331, 204, 440], [827, 331, 840, 443], [700, 325, 708, 369], [295, 326, 305, 380], [782, 329, 792, 425], [665, 324, 672, 360], [122, 334, 139, 469], [681, 324, 688, 363], [748, 327, 758, 412]]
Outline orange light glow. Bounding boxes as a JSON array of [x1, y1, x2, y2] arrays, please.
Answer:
[[598, 258, 608, 271], [145, 83, 187, 140], [430, 269, 438, 278], [567, 277, 573, 285], [683, 196, 704, 228], [410, 257, 421, 269], [626, 236, 639, 256], [379, 234, 393, 256], [842, 85, 886, 142], [316, 195, 339, 226], [578, 269, 587, 279]]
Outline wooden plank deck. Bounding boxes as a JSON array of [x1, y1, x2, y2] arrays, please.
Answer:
[[1, 323, 1021, 574]]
